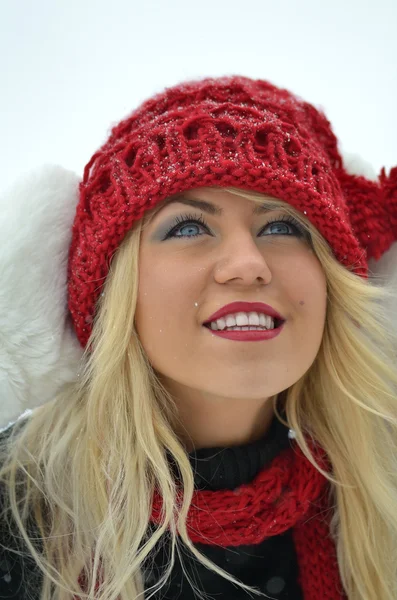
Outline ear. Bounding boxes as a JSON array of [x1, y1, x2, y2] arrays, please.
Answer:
[[0, 165, 84, 431]]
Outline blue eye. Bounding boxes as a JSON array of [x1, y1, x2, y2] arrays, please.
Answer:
[[163, 212, 307, 240], [163, 213, 209, 239]]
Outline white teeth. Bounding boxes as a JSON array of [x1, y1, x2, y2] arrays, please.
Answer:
[[225, 315, 236, 327], [224, 326, 268, 331], [208, 311, 274, 331]]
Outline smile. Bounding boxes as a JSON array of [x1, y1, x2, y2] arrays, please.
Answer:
[[203, 321, 285, 342]]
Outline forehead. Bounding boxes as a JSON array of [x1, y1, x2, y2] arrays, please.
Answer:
[[145, 188, 285, 223]]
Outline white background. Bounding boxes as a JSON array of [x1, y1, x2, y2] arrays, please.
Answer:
[[0, 0, 396, 191]]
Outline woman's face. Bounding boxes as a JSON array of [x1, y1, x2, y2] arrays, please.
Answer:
[[135, 187, 327, 442]]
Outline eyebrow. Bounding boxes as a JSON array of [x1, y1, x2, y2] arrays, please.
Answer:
[[159, 194, 281, 216]]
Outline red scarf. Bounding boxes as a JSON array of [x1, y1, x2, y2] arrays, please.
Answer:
[[151, 438, 347, 599], [78, 439, 347, 599]]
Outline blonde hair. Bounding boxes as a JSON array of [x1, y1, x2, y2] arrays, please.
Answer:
[[1, 186, 397, 600]]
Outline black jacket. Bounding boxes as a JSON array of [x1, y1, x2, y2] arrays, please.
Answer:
[[0, 416, 303, 599]]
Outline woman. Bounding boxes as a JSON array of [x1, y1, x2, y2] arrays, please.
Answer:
[[1, 75, 397, 600]]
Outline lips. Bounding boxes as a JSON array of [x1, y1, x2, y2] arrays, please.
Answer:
[[203, 301, 285, 326]]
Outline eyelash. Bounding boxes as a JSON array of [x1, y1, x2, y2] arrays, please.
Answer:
[[163, 212, 306, 240]]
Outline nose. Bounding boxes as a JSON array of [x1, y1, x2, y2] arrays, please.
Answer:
[[213, 232, 272, 285]]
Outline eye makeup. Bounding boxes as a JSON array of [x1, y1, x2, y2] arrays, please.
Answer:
[[158, 211, 308, 241]]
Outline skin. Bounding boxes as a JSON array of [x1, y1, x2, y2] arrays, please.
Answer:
[[135, 188, 327, 452]]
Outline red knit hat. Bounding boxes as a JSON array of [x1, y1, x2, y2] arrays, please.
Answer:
[[67, 75, 397, 348]]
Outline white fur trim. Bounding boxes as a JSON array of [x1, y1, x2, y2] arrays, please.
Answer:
[[0, 166, 84, 430], [340, 149, 378, 182]]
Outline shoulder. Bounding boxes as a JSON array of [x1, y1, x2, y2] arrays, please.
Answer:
[[0, 421, 43, 599], [0, 418, 29, 440], [0, 546, 42, 599], [0, 419, 28, 452], [0, 423, 17, 445]]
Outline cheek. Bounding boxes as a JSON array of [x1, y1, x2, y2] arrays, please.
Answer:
[[134, 258, 201, 371], [135, 256, 198, 337], [136, 267, 166, 331], [295, 270, 328, 336]]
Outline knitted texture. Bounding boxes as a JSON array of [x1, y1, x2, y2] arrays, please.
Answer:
[[76, 439, 346, 599], [67, 74, 397, 349], [151, 439, 346, 599], [152, 440, 326, 545]]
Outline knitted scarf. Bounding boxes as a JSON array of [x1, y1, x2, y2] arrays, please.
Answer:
[[77, 438, 347, 599], [150, 438, 347, 599]]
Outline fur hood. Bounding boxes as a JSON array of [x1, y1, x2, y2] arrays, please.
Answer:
[[0, 166, 84, 430], [1, 155, 396, 430]]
